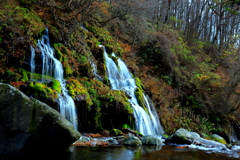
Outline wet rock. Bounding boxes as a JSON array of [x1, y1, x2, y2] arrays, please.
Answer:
[[111, 129, 123, 136], [72, 140, 111, 147], [209, 134, 227, 144], [198, 137, 226, 148], [107, 139, 118, 145], [121, 128, 142, 138], [0, 83, 80, 155], [165, 128, 200, 144], [74, 136, 90, 143], [141, 135, 162, 146], [120, 135, 142, 146], [101, 130, 110, 136], [165, 128, 226, 149]]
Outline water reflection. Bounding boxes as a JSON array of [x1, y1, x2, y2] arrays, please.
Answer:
[[69, 145, 239, 160]]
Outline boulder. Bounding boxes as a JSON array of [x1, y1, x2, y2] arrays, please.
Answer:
[[197, 137, 226, 148], [141, 135, 162, 146], [0, 83, 80, 156], [165, 128, 226, 149], [209, 134, 227, 144], [111, 129, 123, 136], [120, 135, 142, 146], [165, 128, 200, 144]]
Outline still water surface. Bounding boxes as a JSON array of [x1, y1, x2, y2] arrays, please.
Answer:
[[68, 145, 239, 160]]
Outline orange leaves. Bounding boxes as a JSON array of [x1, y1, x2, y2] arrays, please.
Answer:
[[121, 43, 132, 53], [37, 12, 44, 16], [72, 140, 111, 147], [10, 81, 25, 89], [176, 146, 191, 149], [90, 1, 111, 18]]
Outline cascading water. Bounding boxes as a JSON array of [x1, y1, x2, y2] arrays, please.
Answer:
[[30, 29, 78, 130], [100, 45, 164, 135]]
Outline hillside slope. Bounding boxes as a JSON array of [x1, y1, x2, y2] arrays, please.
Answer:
[[0, 0, 240, 141]]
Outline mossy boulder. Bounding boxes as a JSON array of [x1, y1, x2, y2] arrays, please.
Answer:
[[0, 83, 80, 155], [166, 128, 227, 149], [111, 129, 123, 136], [120, 135, 142, 146], [76, 78, 135, 132], [66, 78, 88, 100], [209, 134, 227, 145], [29, 81, 58, 100], [141, 135, 162, 146], [165, 128, 200, 144], [51, 80, 61, 93]]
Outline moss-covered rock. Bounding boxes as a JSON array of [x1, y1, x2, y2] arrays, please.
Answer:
[[1, 1, 45, 37], [0, 83, 80, 155], [76, 78, 135, 132], [135, 87, 147, 111], [29, 81, 58, 100], [53, 43, 63, 62], [51, 80, 61, 93], [120, 135, 142, 146], [111, 129, 123, 136], [209, 134, 227, 145], [121, 124, 132, 129], [52, 43, 74, 77], [165, 128, 201, 144], [141, 135, 162, 146], [66, 78, 88, 100]]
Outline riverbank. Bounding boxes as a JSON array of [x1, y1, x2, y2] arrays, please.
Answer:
[[71, 129, 240, 159]]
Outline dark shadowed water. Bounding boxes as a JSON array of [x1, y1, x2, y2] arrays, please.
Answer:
[[68, 145, 240, 160], [1, 145, 239, 160]]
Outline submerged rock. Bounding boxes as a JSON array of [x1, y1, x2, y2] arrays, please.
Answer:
[[0, 83, 80, 155]]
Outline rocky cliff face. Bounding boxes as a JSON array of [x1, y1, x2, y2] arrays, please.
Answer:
[[0, 83, 80, 156]]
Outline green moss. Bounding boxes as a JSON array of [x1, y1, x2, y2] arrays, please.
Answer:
[[53, 43, 63, 62], [63, 56, 74, 77], [29, 81, 58, 100], [94, 106, 103, 130], [135, 77, 144, 90], [135, 88, 149, 114], [53, 43, 74, 77], [121, 124, 132, 129], [66, 78, 88, 99], [111, 90, 133, 114], [79, 78, 135, 130], [78, 55, 88, 65], [51, 80, 61, 93], [20, 69, 29, 82], [111, 129, 122, 136], [209, 134, 227, 144], [2, 3, 45, 37], [135, 130, 143, 137]]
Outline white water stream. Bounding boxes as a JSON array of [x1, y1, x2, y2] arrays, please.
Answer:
[[100, 45, 164, 135], [30, 29, 78, 130]]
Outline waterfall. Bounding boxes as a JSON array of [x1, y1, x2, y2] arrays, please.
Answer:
[[100, 45, 164, 135], [30, 29, 78, 130], [30, 46, 36, 80], [88, 54, 102, 80]]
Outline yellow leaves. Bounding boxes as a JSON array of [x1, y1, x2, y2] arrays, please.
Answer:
[[196, 73, 210, 81]]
